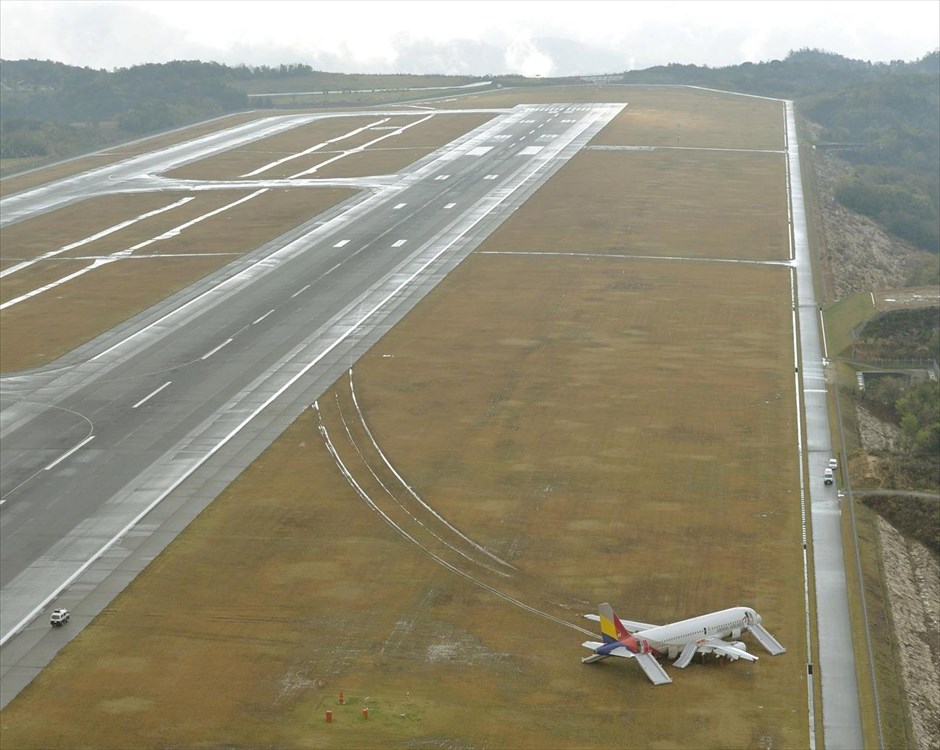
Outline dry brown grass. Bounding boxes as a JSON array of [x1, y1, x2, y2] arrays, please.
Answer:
[[444, 85, 783, 150], [479, 149, 789, 260], [0, 90, 810, 748], [0, 258, 805, 750]]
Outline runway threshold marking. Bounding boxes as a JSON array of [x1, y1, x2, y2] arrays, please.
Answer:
[[132, 381, 173, 409], [44, 435, 95, 471]]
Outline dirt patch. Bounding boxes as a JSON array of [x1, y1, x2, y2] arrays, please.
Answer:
[[811, 148, 933, 299], [877, 518, 940, 750], [856, 402, 899, 453]]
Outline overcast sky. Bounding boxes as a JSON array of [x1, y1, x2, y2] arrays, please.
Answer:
[[1, 1, 937, 77]]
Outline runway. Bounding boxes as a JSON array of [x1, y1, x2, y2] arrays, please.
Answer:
[[0, 103, 623, 706]]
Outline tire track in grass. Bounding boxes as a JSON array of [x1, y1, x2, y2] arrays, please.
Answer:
[[314, 395, 595, 637]]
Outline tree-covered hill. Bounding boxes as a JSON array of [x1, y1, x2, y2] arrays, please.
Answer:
[[0, 59, 484, 163]]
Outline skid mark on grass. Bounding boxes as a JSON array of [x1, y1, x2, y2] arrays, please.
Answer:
[[314, 381, 596, 637], [348, 368, 515, 571], [328, 390, 509, 577]]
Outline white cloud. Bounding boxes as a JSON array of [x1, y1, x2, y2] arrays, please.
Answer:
[[1, 0, 937, 73]]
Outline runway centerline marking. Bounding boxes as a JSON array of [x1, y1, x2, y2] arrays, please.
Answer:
[[132, 381, 172, 409], [200, 338, 233, 360], [44, 435, 95, 471]]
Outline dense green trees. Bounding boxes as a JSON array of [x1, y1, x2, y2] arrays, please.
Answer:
[[896, 380, 940, 456], [0, 60, 248, 152]]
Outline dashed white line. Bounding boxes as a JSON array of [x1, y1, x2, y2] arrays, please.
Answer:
[[200, 338, 233, 360], [252, 309, 275, 325], [484, 174, 498, 180], [393, 202, 407, 210], [392, 239, 407, 247], [443, 202, 456, 209], [132, 381, 172, 409], [44, 436, 95, 471], [434, 174, 450, 181], [290, 284, 311, 299], [333, 239, 350, 248]]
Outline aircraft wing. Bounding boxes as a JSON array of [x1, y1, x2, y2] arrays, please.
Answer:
[[709, 640, 758, 661], [674, 638, 758, 668], [583, 614, 659, 631]]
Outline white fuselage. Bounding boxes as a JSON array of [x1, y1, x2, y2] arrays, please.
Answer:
[[634, 606, 755, 658]]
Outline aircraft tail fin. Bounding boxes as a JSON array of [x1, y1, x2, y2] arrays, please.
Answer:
[[598, 602, 632, 643]]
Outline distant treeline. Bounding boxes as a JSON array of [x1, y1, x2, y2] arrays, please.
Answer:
[[2, 51, 938, 253], [620, 48, 940, 254]]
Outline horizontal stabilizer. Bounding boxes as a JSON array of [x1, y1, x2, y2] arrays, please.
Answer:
[[635, 653, 672, 685], [581, 641, 634, 659], [749, 623, 786, 655]]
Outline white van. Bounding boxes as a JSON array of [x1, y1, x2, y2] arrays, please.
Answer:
[[823, 468, 834, 486]]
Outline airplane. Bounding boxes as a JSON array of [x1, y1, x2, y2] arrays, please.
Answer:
[[581, 603, 786, 685]]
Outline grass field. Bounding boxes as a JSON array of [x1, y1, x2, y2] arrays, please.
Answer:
[[0, 87, 811, 748]]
